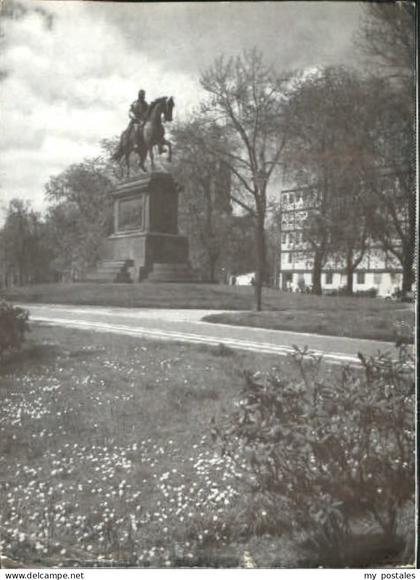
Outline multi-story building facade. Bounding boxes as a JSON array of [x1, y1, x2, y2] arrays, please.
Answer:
[[278, 185, 404, 297]]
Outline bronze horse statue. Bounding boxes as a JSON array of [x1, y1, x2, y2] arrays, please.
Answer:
[[113, 96, 174, 175]]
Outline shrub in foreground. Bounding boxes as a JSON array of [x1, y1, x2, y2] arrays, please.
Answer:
[[213, 345, 415, 567], [0, 300, 30, 358]]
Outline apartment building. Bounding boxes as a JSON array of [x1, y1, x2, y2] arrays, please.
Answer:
[[278, 185, 403, 297]]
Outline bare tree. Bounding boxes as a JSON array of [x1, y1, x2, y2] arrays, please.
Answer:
[[200, 49, 289, 310]]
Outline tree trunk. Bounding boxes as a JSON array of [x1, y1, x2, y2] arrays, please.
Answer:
[[18, 262, 25, 287], [401, 249, 414, 296], [208, 255, 217, 284], [400, 172, 416, 298], [312, 251, 323, 295], [345, 251, 354, 295], [254, 212, 266, 311]]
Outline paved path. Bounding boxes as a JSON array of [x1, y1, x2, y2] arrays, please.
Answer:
[[20, 303, 397, 365]]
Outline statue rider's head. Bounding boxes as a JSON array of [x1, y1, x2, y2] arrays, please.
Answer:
[[138, 89, 145, 100]]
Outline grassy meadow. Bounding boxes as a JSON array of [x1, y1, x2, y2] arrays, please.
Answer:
[[0, 325, 302, 568]]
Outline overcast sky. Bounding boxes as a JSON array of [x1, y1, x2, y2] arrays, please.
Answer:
[[0, 0, 363, 217]]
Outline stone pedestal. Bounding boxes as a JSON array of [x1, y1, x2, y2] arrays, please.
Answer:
[[97, 172, 193, 283]]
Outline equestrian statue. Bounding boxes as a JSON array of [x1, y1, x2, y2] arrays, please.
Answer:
[[113, 89, 174, 175]]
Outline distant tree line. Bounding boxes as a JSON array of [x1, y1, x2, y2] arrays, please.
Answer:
[[0, 2, 415, 305]]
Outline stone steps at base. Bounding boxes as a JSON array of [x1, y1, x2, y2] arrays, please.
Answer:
[[84, 259, 134, 283]]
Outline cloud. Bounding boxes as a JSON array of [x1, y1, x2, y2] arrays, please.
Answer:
[[0, 135, 101, 212], [91, 1, 362, 73], [0, 0, 201, 213], [0, 0, 362, 216]]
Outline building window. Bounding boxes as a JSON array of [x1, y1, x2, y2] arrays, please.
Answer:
[[325, 271, 333, 285], [374, 273, 382, 285], [282, 233, 287, 244], [288, 253, 293, 263], [356, 272, 365, 285]]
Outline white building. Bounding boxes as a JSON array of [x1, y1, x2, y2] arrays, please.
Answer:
[[278, 186, 403, 297], [234, 272, 255, 286]]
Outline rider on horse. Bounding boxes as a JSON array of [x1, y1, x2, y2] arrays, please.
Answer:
[[128, 89, 149, 146], [113, 90, 174, 174]]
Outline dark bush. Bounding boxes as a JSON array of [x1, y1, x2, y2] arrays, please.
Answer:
[[393, 320, 414, 346], [0, 300, 30, 358], [326, 287, 378, 298], [213, 345, 415, 567], [325, 287, 349, 297], [355, 287, 378, 298]]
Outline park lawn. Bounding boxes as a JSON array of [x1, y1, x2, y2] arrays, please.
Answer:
[[0, 325, 305, 568], [2, 282, 263, 310], [1, 282, 414, 342], [203, 304, 414, 343]]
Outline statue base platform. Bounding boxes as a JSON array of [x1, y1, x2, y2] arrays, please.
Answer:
[[86, 172, 194, 283]]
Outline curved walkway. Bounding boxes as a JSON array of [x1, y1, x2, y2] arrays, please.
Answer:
[[20, 303, 398, 365]]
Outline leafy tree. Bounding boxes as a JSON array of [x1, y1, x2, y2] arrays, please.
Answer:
[[172, 120, 233, 282], [200, 49, 290, 309], [329, 175, 372, 295], [356, 79, 415, 296], [356, 3, 416, 296], [357, 1, 415, 84], [45, 158, 113, 279], [0, 199, 53, 286], [283, 67, 381, 294]]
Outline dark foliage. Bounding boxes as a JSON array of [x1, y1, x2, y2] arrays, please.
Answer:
[[213, 345, 415, 567], [0, 300, 30, 358]]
